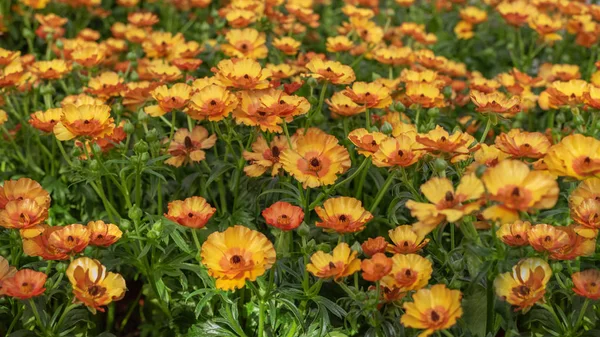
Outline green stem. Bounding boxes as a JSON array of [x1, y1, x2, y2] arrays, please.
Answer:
[[574, 298, 590, 331], [53, 303, 79, 333], [192, 229, 202, 259], [55, 138, 72, 166], [7, 304, 22, 335], [368, 170, 397, 213], [29, 299, 44, 332], [258, 299, 266, 337], [479, 116, 493, 144], [450, 224, 455, 251]]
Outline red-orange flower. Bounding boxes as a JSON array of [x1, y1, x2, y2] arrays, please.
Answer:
[[361, 253, 393, 282], [165, 196, 216, 229], [362, 237, 388, 257], [572, 269, 600, 300], [262, 201, 304, 231], [1, 269, 47, 299], [88, 221, 122, 247]]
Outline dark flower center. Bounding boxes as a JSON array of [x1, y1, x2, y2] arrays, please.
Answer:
[[511, 187, 520, 197], [230, 255, 242, 264], [184, 136, 193, 149], [271, 146, 280, 157], [431, 310, 440, 322], [445, 191, 454, 202]]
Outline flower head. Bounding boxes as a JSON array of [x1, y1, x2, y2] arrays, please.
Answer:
[[572, 269, 600, 300], [0, 256, 16, 295], [262, 201, 304, 231], [415, 126, 476, 162], [497, 220, 531, 246], [495, 130, 551, 159], [201, 225, 276, 291], [48, 224, 90, 255], [315, 197, 373, 233], [327, 92, 366, 117], [222, 28, 268, 59], [387, 225, 429, 254], [361, 253, 393, 282], [165, 196, 216, 229], [29, 108, 63, 133], [243, 135, 288, 177], [53, 104, 115, 141], [88, 221, 122, 247], [145, 83, 192, 117], [494, 258, 552, 312], [1, 269, 47, 299], [305, 59, 356, 85], [67, 257, 126, 313], [381, 254, 432, 292], [544, 134, 600, 180], [372, 134, 423, 168], [186, 84, 238, 121], [165, 126, 217, 167], [361, 237, 388, 257], [306, 242, 361, 281], [212, 58, 271, 90], [344, 82, 392, 109], [348, 128, 389, 157], [401, 284, 463, 337], [281, 129, 351, 188], [470, 90, 520, 115]]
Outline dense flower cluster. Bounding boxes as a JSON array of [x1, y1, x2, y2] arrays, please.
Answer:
[[1, 0, 600, 336]]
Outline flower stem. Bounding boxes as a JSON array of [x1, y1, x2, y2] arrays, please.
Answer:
[[29, 299, 44, 331], [258, 299, 266, 337], [479, 116, 493, 144], [574, 298, 590, 331], [368, 170, 397, 213]]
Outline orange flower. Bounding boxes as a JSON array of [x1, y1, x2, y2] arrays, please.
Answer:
[[22, 225, 69, 261], [387, 225, 429, 254], [306, 243, 361, 281], [86, 72, 125, 98], [142, 32, 185, 59], [495, 130, 551, 159], [0, 198, 48, 229], [1, 269, 47, 299], [348, 128, 388, 157], [243, 135, 288, 177], [67, 257, 126, 313], [415, 126, 476, 162], [407, 174, 484, 236], [29, 108, 63, 133], [326, 92, 366, 117], [0, 256, 16, 295], [496, 220, 531, 247], [120, 81, 158, 110], [262, 201, 304, 231], [145, 83, 192, 117], [494, 258, 552, 312], [165, 126, 217, 167], [273, 37, 301, 55], [48, 224, 90, 255], [548, 226, 595, 260], [572, 269, 600, 300], [405, 83, 446, 108], [361, 253, 393, 282], [546, 80, 588, 107], [326, 36, 354, 52], [570, 178, 600, 237], [371, 134, 423, 168], [315, 197, 373, 233], [212, 58, 271, 90], [53, 104, 115, 141], [88, 221, 122, 247], [497, 0, 536, 26], [222, 28, 268, 59], [127, 12, 159, 27], [31, 60, 71, 80], [186, 84, 239, 121], [280, 128, 351, 188], [361, 237, 388, 257], [165, 196, 216, 229], [381, 254, 432, 292], [305, 58, 356, 85], [201, 225, 276, 290], [233, 90, 283, 133], [481, 160, 558, 223], [527, 223, 570, 253], [401, 284, 463, 337], [470, 90, 520, 115], [344, 81, 393, 109], [257, 89, 310, 120], [544, 134, 600, 180]]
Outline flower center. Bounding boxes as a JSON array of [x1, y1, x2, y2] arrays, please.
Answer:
[[271, 146, 280, 157], [308, 157, 321, 171], [430, 310, 440, 322], [184, 136, 193, 148], [230, 255, 242, 264], [210, 100, 217, 105], [88, 285, 106, 296], [188, 212, 194, 218], [445, 191, 454, 202]]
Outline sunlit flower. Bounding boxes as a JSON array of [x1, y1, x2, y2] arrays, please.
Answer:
[[88, 220, 122, 247], [401, 284, 463, 337], [527, 224, 570, 253], [454, 21, 474, 39], [48, 224, 90, 255], [165, 196, 216, 229], [201, 225, 276, 290], [262, 201, 304, 231], [481, 160, 558, 223], [361, 253, 392, 282], [306, 243, 361, 281], [344, 81, 392, 109], [281, 128, 351, 188], [243, 135, 288, 177], [0, 256, 16, 295], [326, 92, 366, 117], [315, 197, 373, 233], [546, 80, 588, 107], [415, 126, 476, 162], [387, 225, 429, 254], [407, 174, 484, 236], [362, 237, 388, 257], [86, 72, 125, 99], [544, 134, 600, 180], [572, 269, 600, 300], [496, 220, 531, 247], [22, 225, 68, 261], [67, 257, 126, 313], [222, 28, 268, 59], [470, 90, 520, 115], [0, 197, 48, 229], [497, 0, 537, 26], [381, 254, 432, 292], [29, 108, 63, 133], [212, 58, 271, 90], [53, 104, 115, 141], [372, 134, 423, 168], [145, 83, 192, 117], [305, 59, 356, 85], [326, 36, 354, 52], [494, 258, 552, 312], [127, 12, 159, 27], [142, 32, 185, 59], [460, 6, 488, 24], [273, 37, 301, 55], [405, 83, 446, 108], [31, 60, 71, 80], [1, 269, 47, 299], [165, 126, 217, 167], [495, 129, 551, 159], [186, 84, 238, 121], [348, 128, 388, 157]]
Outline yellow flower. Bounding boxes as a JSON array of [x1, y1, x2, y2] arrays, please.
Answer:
[[343, 81, 392, 109], [387, 225, 429, 254], [407, 174, 484, 236], [381, 254, 432, 292], [481, 160, 558, 223], [222, 28, 268, 59], [371, 134, 423, 168], [0, 109, 7, 126], [415, 126, 476, 162], [348, 128, 389, 157], [315, 197, 373, 233], [401, 284, 463, 337], [31, 60, 71, 80], [212, 58, 271, 90], [326, 92, 366, 118], [306, 243, 361, 281], [186, 84, 238, 121], [272, 37, 302, 55], [53, 104, 115, 141], [86, 72, 124, 99], [280, 128, 351, 188], [544, 134, 600, 180], [243, 135, 288, 177], [494, 129, 551, 159], [305, 58, 356, 85], [67, 257, 126, 313], [460, 6, 488, 24], [145, 83, 192, 117], [201, 225, 276, 291], [405, 83, 446, 108], [470, 90, 520, 115], [496, 220, 531, 247], [326, 36, 354, 53], [454, 21, 474, 40], [546, 79, 588, 107], [494, 258, 552, 312]]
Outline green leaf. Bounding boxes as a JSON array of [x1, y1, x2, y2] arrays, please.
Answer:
[[462, 285, 487, 337]]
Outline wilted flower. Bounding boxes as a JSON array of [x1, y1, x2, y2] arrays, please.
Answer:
[[165, 126, 217, 167]]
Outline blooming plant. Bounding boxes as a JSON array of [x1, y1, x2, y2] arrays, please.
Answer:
[[1, 0, 600, 336]]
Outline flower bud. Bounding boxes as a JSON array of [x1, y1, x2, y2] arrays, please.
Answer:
[[55, 39, 64, 49], [128, 205, 143, 221], [120, 219, 131, 231], [55, 262, 67, 273], [146, 129, 158, 142], [89, 159, 99, 171], [152, 220, 163, 232], [306, 77, 318, 88], [475, 164, 487, 178], [573, 114, 585, 126], [126, 52, 138, 62], [427, 107, 440, 118], [308, 96, 318, 106], [134, 140, 149, 154], [297, 222, 310, 237], [316, 243, 331, 253], [432, 158, 448, 173], [40, 84, 55, 96], [123, 121, 135, 135], [129, 71, 139, 81], [381, 121, 393, 135], [22, 28, 34, 40], [137, 108, 148, 122], [140, 152, 150, 162], [394, 101, 406, 112]]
